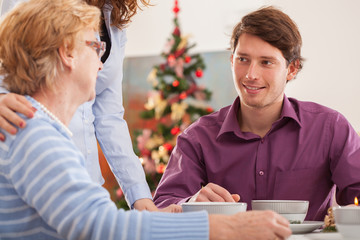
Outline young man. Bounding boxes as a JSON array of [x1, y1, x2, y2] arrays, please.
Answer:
[[154, 6, 360, 221], [0, 1, 291, 239]]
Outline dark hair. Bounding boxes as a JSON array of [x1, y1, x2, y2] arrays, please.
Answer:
[[231, 6, 304, 71], [85, 0, 150, 29]]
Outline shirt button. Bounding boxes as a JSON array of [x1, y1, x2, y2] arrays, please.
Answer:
[[259, 170, 264, 176], [261, 139, 264, 143], [87, 150, 91, 154]]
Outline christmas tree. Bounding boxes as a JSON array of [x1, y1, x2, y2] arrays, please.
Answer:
[[115, 0, 214, 209]]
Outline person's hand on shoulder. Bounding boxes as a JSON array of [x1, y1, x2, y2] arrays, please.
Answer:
[[189, 183, 240, 202], [0, 93, 35, 141], [209, 210, 292, 240]]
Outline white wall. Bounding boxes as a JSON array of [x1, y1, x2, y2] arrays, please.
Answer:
[[126, 0, 360, 131]]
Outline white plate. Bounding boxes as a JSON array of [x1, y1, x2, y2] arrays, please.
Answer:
[[290, 221, 323, 234]]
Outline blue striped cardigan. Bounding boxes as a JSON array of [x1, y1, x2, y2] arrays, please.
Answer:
[[0, 96, 209, 240]]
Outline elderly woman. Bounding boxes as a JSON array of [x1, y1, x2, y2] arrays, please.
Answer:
[[0, 0, 157, 211], [0, 0, 291, 239]]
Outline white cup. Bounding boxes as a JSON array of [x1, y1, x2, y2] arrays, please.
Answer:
[[333, 206, 360, 240], [252, 200, 309, 223]]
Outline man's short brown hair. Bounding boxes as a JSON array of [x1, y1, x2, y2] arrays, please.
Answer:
[[231, 6, 304, 71]]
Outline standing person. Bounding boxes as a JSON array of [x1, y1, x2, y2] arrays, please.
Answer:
[[0, 1, 292, 239], [153, 6, 360, 221], [0, 0, 160, 211]]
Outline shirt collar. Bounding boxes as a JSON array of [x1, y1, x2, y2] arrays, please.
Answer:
[[281, 95, 302, 127], [217, 97, 241, 139], [217, 95, 301, 139]]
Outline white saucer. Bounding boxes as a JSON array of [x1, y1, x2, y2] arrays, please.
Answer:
[[290, 221, 323, 234]]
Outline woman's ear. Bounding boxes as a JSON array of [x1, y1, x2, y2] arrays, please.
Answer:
[[58, 44, 75, 70], [286, 59, 299, 82]]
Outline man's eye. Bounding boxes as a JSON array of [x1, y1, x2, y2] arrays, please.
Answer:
[[262, 60, 272, 65], [238, 57, 247, 62]]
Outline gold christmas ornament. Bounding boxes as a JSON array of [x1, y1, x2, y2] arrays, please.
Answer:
[[171, 102, 188, 121], [177, 34, 191, 50], [147, 68, 159, 87], [144, 92, 168, 119]]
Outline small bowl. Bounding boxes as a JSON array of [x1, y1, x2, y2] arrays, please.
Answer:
[[334, 206, 360, 240], [181, 202, 247, 215], [252, 200, 309, 223]]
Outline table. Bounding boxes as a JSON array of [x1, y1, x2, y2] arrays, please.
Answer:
[[289, 232, 343, 240]]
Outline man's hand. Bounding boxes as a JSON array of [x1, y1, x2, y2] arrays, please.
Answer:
[[133, 198, 158, 211], [0, 93, 35, 141], [189, 183, 240, 202], [133, 198, 182, 213], [209, 210, 292, 240], [158, 204, 182, 213]]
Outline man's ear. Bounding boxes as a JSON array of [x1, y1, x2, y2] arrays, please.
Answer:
[[58, 44, 75, 70], [286, 59, 299, 82]]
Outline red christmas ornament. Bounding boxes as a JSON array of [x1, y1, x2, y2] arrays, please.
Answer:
[[206, 107, 214, 113], [156, 163, 166, 174], [173, 6, 180, 13], [184, 55, 191, 63], [174, 48, 185, 58], [171, 126, 181, 135], [173, 0, 180, 15], [141, 148, 151, 157], [163, 143, 173, 151], [116, 188, 124, 199], [160, 117, 168, 124], [159, 63, 166, 71], [167, 54, 176, 63], [195, 68, 203, 78], [173, 6, 180, 14], [173, 27, 180, 36], [179, 92, 187, 99], [172, 80, 180, 87]]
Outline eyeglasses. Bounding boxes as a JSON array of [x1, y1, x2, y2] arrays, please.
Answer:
[[85, 40, 106, 59]]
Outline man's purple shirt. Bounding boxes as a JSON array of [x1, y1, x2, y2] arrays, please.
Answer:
[[154, 96, 360, 220]]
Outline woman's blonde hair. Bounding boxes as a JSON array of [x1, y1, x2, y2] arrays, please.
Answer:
[[0, 0, 101, 95]]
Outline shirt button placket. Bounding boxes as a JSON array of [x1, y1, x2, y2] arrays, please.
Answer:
[[256, 137, 267, 199]]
